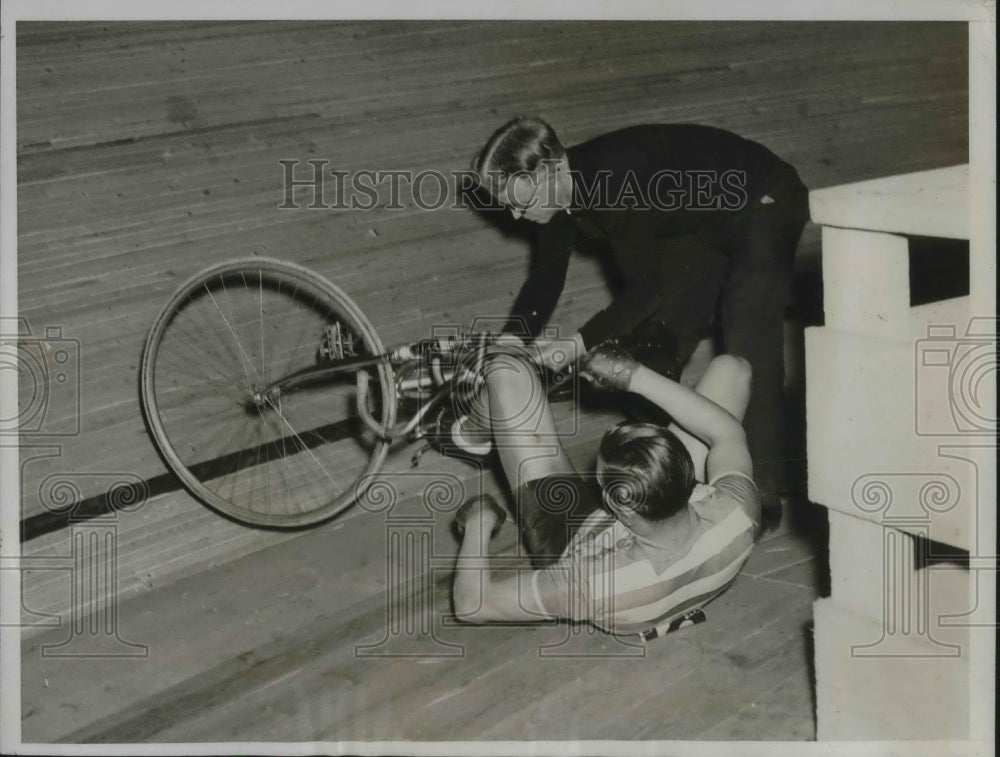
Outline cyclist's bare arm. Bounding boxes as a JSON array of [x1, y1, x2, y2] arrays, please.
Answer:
[[628, 359, 752, 481], [452, 504, 553, 623]]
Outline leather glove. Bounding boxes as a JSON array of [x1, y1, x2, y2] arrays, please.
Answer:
[[579, 340, 640, 392]]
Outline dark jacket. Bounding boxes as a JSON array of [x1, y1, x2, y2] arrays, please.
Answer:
[[505, 124, 807, 347]]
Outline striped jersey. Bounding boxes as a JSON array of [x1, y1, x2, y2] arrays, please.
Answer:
[[527, 472, 760, 635]]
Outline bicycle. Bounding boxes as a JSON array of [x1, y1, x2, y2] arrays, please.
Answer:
[[139, 257, 570, 529]]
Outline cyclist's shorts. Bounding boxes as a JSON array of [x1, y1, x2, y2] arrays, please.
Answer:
[[514, 473, 603, 569]]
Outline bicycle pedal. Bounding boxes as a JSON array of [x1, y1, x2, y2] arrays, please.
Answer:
[[317, 322, 358, 361]]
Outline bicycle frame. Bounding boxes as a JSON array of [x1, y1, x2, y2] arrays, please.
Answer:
[[251, 330, 498, 444]]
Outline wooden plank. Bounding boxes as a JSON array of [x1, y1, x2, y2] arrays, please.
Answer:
[[697, 665, 816, 740], [813, 598, 969, 740], [24, 524, 818, 742], [810, 165, 969, 239]]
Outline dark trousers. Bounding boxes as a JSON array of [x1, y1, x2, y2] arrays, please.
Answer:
[[637, 175, 809, 496]]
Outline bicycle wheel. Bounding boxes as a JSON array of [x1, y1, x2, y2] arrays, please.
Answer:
[[140, 258, 396, 528]]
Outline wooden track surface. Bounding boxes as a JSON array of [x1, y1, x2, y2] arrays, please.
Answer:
[[21, 482, 827, 743]]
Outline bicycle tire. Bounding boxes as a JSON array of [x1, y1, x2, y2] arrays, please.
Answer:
[[140, 257, 396, 528]]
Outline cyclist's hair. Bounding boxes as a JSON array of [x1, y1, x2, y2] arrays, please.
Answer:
[[597, 422, 696, 522], [473, 117, 566, 197]]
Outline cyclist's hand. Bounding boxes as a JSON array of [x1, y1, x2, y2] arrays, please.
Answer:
[[494, 333, 525, 347], [579, 340, 640, 391], [486, 333, 528, 361], [453, 495, 507, 540]]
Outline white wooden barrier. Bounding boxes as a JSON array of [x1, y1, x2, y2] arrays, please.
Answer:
[[807, 165, 987, 740]]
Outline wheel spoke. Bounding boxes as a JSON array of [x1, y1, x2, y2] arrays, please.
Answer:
[[269, 398, 341, 494], [186, 288, 247, 375], [205, 283, 260, 388]]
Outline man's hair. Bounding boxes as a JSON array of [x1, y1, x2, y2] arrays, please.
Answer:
[[473, 117, 566, 197], [597, 422, 696, 522]]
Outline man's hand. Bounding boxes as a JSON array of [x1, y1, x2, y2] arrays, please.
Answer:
[[533, 333, 585, 371], [579, 340, 640, 392]]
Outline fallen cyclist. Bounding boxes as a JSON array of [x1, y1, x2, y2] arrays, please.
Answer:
[[451, 341, 760, 638]]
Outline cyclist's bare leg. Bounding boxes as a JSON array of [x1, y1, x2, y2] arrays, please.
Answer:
[[480, 352, 594, 565], [666, 354, 752, 481], [482, 353, 576, 488]]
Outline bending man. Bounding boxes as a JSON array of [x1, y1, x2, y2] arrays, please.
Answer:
[[473, 118, 809, 516]]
